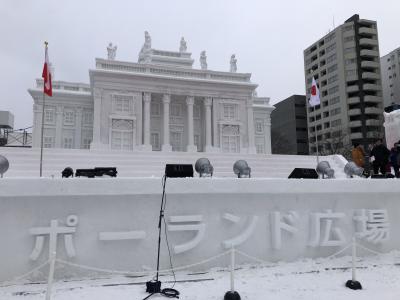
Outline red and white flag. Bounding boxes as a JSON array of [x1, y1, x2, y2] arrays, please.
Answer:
[[309, 77, 320, 107], [42, 42, 52, 97]]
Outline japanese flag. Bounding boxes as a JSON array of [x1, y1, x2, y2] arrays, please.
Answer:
[[309, 77, 320, 107], [42, 43, 52, 97]]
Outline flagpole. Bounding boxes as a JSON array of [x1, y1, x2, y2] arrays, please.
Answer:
[[39, 41, 48, 177], [315, 119, 319, 164]]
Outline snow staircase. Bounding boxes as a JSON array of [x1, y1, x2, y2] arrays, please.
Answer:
[[0, 147, 348, 178]]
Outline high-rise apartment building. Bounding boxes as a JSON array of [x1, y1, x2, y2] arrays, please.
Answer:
[[304, 14, 384, 155], [271, 95, 309, 155], [381, 47, 400, 108]]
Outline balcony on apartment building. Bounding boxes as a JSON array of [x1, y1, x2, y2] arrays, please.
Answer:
[[359, 38, 379, 47], [360, 49, 379, 57], [364, 95, 381, 103], [365, 107, 382, 115], [361, 61, 380, 69], [362, 72, 380, 80], [363, 83, 381, 91], [348, 108, 362, 116]]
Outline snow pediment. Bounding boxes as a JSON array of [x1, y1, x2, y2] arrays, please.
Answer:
[[138, 48, 194, 68]]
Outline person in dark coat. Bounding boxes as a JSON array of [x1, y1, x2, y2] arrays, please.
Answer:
[[370, 139, 391, 175], [390, 142, 400, 178]]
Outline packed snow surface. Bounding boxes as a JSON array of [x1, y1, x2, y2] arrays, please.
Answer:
[[1, 251, 399, 299]]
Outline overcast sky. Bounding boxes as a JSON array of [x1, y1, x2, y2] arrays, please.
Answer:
[[1, 0, 399, 129]]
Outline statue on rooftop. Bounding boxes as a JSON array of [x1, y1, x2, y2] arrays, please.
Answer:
[[179, 37, 187, 52], [107, 42, 117, 60], [230, 54, 237, 73], [143, 31, 152, 50], [200, 51, 207, 70]]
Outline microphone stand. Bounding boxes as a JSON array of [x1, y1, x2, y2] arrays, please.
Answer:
[[143, 175, 179, 299]]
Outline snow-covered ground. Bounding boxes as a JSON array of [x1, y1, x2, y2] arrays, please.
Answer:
[[1, 251, 400, 300]]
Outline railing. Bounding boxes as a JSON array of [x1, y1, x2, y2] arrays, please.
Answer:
[[0, 127, 32, 147], [95, 59, 252, 83]]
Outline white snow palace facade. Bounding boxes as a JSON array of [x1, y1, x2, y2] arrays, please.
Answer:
[[29, 33, 274, 154]]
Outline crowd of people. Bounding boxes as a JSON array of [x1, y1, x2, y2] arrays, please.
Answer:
[[351, 139, 400, 178]]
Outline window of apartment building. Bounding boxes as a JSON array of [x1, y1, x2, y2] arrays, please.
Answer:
[[316, 125, 322, 131], [345, 58, 357, 65], [323, 111, 330, 118], [344, 36, 355, 42], [343, 25, 354, 32], [151, 102, 160, 116], [327, 64, 338, 73], [316, 114, 321, 120], [295, 103, 305, 108], [325, 32, 336, 43], [331, 119, 342, 127], [44, 109, 55, 124], [63, 110, 75, 126], [326, 54, 337, 64], [330, 107, 341, 116], [328, 86, 339, 94], [328, 74, 338, 84], [324, 122, 330, 129], [329, 96, 340, 105], [344, 47, 355, 54], [309, 116, 315, 122], [323, 100, 328, 107], [332, 130, 342, 138], [326, 43, 336, 53], [346, 69, 357, 77]]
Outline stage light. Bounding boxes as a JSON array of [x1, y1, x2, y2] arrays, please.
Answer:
[[61, 167, 74, 178], [316, 161, 335, 179], [233, 160, 251, 178], [344, 162, 364, 178], [0, 155, 9, 178], [195, 158, 214, 177]]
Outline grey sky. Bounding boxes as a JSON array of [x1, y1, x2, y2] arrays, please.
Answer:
[[1, 0, 399, 129]]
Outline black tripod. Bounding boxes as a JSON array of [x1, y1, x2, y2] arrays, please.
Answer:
[[143, 175, 179, 300]]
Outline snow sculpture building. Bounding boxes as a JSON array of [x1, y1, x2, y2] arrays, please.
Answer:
[[29, 32, 274, 154]]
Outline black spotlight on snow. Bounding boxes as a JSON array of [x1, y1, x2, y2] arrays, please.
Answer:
[[344, 162, 366, 178], [61, 167, 74, 178], [195, 158, 214, 177], [224, 291, 241, 300], [233, 160, 251, 178], [316, 161, 335, 179], [346, 279, 362, 290], [0, 155, 9, 178]]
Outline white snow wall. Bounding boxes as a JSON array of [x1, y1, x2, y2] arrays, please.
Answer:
[[0, 177, 399, 282]]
